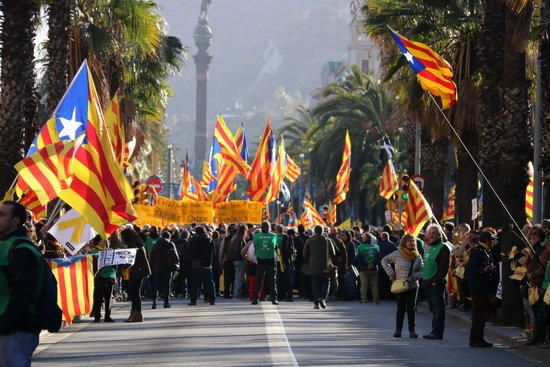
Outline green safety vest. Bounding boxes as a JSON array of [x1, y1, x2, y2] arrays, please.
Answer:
[[421, 241, 445, 281], [0, 236, 43, 316], [253, 233, 278, 260]]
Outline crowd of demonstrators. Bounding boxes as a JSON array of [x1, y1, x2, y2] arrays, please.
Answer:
[[5, 195, 550, 364]]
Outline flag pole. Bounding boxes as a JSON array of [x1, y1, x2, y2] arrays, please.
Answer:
[[427, 93, 533, 251]]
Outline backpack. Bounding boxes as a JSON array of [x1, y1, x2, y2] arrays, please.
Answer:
[[10, 239, 63, 333]]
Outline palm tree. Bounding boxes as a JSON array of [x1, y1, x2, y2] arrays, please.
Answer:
[[541, 0, 550, 216], [45, 0, 71, 115], [362, 0, 483, 223], [0, 0, 39, 194]]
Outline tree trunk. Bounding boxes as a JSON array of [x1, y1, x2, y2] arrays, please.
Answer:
[[455, 130, 478, 225], [498, 228, 524, 327], [45, 0, 71, 115], [540, 0, 550, 218], [421, 132, 448, 220], [0, 0, 38, 194]]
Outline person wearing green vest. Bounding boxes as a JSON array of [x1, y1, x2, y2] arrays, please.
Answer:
[[0, 201, 42, 366], [421, 224, 451, 340], [356, 233, 381, 304], [251, 221, 279, 305], [91, 236, 116, 323]]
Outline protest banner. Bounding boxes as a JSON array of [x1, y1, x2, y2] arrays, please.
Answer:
[[154, 197, 183, 223], [134, 204, 164, 227], [97, 248, 137, 270], [245, 201, 263, 224], [215, 201, 263, 223], [181, 201, 214, 223]]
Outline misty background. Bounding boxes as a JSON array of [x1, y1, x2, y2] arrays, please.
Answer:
[[156, 0, 353, 162]]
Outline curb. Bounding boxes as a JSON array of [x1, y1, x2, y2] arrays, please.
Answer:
[[417, 302, 550, 363]]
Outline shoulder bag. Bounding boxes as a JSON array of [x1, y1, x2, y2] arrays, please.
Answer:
[[391, 257, 415, 294]]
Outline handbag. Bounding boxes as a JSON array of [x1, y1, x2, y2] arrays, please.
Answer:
[[391, 257, 415, 294], [323, 238, 338, 277], [544, 287, 550, 305]]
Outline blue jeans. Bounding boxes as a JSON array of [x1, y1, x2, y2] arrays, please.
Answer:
[[233, 261, 246, 299], [425, 284, 446, 338], [311, 274, 330, 303], [0, 332, 39, 367], [190, 267, 216, 303]]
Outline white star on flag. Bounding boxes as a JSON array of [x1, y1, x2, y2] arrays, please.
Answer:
[[404, 52, 414, 63], [58, 108, 83, 140]]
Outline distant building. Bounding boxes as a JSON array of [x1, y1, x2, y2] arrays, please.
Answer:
[[348, 20, 380, 77]]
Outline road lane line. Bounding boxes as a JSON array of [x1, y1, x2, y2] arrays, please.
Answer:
[[261, 303, 299, 367]]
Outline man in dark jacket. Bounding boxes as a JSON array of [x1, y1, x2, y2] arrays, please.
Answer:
[[150, 231, 179, 309], [276, 225, 296, 302], [188, 226, 216, 306], [303, 225, 336, 309], [295, 225, 310, 299], [0, 201, 42, 366], [173, 230, 191, 298], [421, 224, 451, 340], [329, 227, 348, 300], [466, 231, 497, 347]]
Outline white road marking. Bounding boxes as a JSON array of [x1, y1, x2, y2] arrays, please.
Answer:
[[261, 303, 299, 367]]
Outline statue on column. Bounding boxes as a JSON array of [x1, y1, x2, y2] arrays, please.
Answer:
[[200, 0, 211, 19]]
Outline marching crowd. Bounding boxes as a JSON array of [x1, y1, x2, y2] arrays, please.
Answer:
[[1, 199, 550, 365]]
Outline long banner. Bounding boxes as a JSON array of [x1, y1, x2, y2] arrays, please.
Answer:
[[134, 199, 262, 225]]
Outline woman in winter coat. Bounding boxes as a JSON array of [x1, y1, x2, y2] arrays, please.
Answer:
[[381, 234, 423, 338], [120, 227, 151, 322]]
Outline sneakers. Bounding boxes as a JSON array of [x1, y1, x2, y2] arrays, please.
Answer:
[[272, 300, 279, 305], [314, 302, 320, 309], [151, 302, 157, 310], [251, 300, 258, 305], [319, 301, 327, 309]]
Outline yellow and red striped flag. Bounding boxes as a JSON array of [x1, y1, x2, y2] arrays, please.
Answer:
[[442, 186, 456, 222], [213, 115, 249, 175], [328, 204, 337, 225], [104, 93, 126, 165], [47, 255, 94, 323], [379, 160, 399, 199], [388, 27, 458, 109], [405, 181, 433, 237], [18, 191, 46, 220], [392, 210, 408, 226], [15, 139, 81, 205], [211, 126, 247, 204], [186, 175, 209, 201], [303, 196, 326, 226], [526, 177, 534, 220], [200, 161, 216, 187], [24, 61, 136, 237], [333, 130, 351, 205], [247, 120, 276, 202], [285, 155, 301, 182], [265, 137, 288, 203], [298, 211, 312, 228]]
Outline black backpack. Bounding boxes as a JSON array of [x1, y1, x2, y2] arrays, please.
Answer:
[[10, 239, 63, 333]]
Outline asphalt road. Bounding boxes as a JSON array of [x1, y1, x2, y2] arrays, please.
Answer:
[[33, 298, 546, 366]]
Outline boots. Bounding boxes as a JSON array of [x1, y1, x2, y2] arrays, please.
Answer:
[[124, 310, 144, 323]]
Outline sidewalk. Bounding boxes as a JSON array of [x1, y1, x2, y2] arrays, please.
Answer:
[[417, 301, 550, 363]]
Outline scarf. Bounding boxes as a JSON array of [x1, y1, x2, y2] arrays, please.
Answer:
[[399, 245, 419, 261]]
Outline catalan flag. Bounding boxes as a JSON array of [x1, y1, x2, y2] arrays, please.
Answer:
[[179, 151, 191, 200], [333, 130, 351, 205], [23, 61, 136, 237], [265, 137, 288, 203], [285, 155, 301, 182], [18, 191, 46, 220], [526, 176, 534, 220], [328, 204, 337, 225], [213, 115, 249, 175], [379, 160, 399, 200], [298, 211, 312, 229], [47, 255, 94, 323], [387, 27, 458, 109], [405, 180, 433, 237], [303, 196, 326, 226], [103, 93, 126, 165], [442, 186, 456, 222], [200, 161, 216, 187], [15, 139, 81, 205], [211, 126, 248, 204], [247, 120, 276, 202], [392, 210, 408, 226]]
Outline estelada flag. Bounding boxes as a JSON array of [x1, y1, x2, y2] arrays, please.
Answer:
[[285, 155, 301, 182], [213, 115, 249, 175], [264, 137, 288, 203], [47, 255, 94, 323], [387, 27, 458, 109], [21, 61, 136, 237]]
